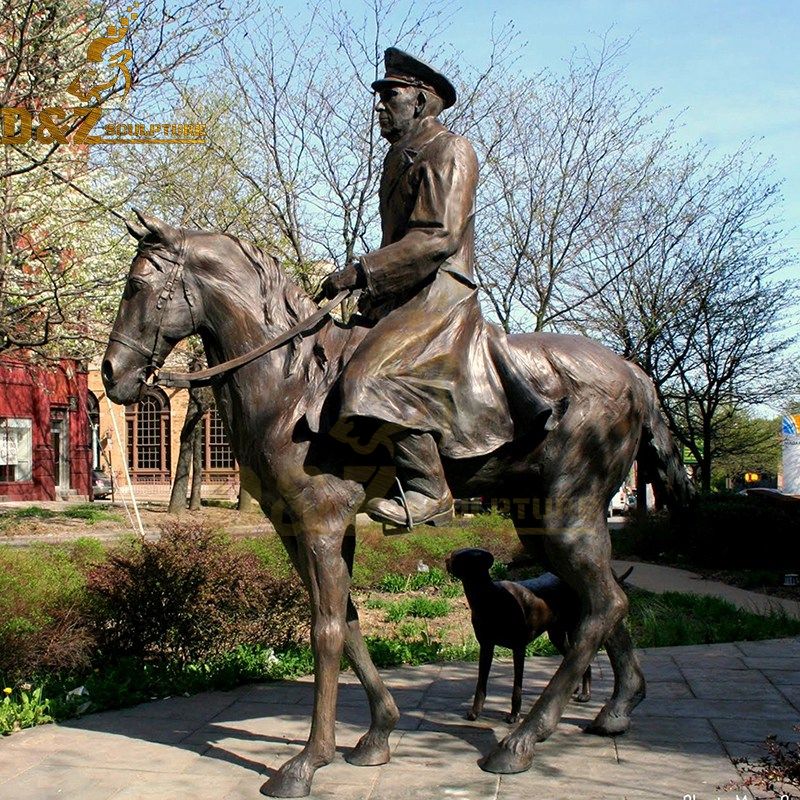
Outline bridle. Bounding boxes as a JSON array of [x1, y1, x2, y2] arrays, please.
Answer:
[[108, 233, 350, 390], [108, 232, 192, 377]]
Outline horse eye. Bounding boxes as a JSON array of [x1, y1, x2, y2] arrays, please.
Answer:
[[124, 276, 147, 298]]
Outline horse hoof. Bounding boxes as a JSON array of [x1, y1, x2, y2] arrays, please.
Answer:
[[260, 759, 315, 798], [346, 735, 390, 767], [584, 709, 630, 737], [573, 692, 591, 703], [479, 742, 533, 774], [505, 713, 518, 724], [465, 711, 478, 721]]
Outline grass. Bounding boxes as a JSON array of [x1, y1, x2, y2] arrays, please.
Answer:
[[4, 513, 800, 737], [0, 504, 123, 531], [350, 510, 520, 588], [625, 588, 800, 647], [376, 567, 452, 593], [4, 585, 800, 735], [382, 597, 451, 622]]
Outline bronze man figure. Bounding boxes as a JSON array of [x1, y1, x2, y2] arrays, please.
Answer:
[[318, 48, 553, 527]]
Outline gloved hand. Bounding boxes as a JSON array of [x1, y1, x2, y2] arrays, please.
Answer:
[[314, 262, 365, 303]]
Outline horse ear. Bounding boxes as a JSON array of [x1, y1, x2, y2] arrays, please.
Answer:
[[132, 208, 179, 244], [125, 219, 148, 240]]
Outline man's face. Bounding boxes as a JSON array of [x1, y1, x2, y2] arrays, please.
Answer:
[[375, 85, 419, 143]]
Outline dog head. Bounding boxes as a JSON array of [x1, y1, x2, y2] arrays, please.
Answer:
[[446, 548, 495, 582]]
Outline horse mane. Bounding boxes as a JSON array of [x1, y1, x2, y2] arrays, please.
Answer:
[[220, 234, 319, 331]]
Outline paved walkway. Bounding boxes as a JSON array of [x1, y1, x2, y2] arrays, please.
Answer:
[[3, 637, 799, 799], [613, 559, 800, 619]]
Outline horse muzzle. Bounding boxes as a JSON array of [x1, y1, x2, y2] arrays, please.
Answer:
[[102, 346, 148, 406]]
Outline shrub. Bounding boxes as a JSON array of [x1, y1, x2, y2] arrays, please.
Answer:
[[613, 493, 800, 570], [86, 521, 309, 663], [0, 545, 96, 679]]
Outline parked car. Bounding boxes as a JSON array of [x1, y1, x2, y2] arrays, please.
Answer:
[[91, 469, 113, 500], [608, 486, 636, 516]]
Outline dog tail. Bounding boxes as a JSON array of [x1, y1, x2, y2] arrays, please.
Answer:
[[614, 566, 633, 585], [633, 367, 694, 514]]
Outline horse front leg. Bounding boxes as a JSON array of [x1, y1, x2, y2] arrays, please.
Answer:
[[481, 509, 628, 774], [262, 528, 350, 798], [341, 532, 401, 766]]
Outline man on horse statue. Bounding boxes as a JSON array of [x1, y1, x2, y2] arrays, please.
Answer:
[[317, 47, 554, 528]]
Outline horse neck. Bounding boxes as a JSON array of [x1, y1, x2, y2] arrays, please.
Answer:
[[192, 239, 324, 414]]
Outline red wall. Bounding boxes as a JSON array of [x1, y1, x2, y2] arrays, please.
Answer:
[[0, 358, 91, 501]]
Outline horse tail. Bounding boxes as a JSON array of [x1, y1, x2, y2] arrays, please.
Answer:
[[634, 368, 694, 513]]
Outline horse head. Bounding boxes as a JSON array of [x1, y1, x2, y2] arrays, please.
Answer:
[[102, 210, 200, 405]]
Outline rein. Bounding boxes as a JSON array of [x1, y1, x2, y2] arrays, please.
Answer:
[[154, 288, 351, 389]]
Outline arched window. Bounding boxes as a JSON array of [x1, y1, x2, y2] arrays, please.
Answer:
[[201, 405, 236, 478], [126, 389, 171, 483]]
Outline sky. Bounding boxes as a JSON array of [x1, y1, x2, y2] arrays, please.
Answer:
[[366, 0, 800, 281]]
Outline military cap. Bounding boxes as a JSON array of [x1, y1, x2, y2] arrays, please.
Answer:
[[371, 47, 457, 109]]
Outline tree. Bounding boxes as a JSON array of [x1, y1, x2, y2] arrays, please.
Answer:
[[0, 0, 243, 358], [574, 145, 796, 490], [167, 353, 213, 514], [710, 409, 781, 490], [470, 38, 672, 333]]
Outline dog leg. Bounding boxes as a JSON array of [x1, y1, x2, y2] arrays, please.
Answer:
[[574, 664, 591, 703], [467, 642, 494, 721]]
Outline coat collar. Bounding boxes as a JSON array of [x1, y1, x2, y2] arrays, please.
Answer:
[[391, 116, 448, 163]]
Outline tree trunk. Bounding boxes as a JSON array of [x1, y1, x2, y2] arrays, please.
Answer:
[[237, 464, 261, 511], [238, 482, 257, 511], [700, 424, 713, 494], [189, 420, 203, 510], [635, 459, 648, 518], [167, 391, 204, 514]]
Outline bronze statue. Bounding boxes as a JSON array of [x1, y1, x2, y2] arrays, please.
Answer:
[[316, 48, 553, 528], [102, 48, 692, 799], [446, 547, 592, 724]]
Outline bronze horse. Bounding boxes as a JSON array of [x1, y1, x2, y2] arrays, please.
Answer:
[[102, 211, 691, 797]]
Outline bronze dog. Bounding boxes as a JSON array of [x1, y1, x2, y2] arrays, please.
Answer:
[[446, 547, 592, 723]]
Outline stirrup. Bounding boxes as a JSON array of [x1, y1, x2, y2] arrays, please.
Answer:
[[395, 478, 413, 529], [376, 479, 454, 532]]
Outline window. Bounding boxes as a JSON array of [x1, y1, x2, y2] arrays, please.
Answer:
[[202, 406, 235, 472], [0, 418, 33, 483], [126, 390, 171, 483], [87, 391, 100, 470]]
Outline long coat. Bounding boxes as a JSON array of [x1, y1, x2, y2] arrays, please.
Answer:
[[337, 117, 551, 458]]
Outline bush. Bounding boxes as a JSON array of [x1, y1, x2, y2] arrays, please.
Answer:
[[86, 521, 309, 663], [0, 545, 96, 679], [613, 493, 800, 570]]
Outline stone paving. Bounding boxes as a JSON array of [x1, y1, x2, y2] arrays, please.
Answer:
[[4, 637, 800, 800]]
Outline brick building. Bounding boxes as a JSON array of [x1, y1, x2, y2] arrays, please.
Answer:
[[0, 357, 92, 501]]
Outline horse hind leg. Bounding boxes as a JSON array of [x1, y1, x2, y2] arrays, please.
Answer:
[[341, 534, 400, 766], [480, 509, 629, 774], [585, 619, 645, 735]]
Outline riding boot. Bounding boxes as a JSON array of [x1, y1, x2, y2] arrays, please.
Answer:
[[365, 431, 454, 527]]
